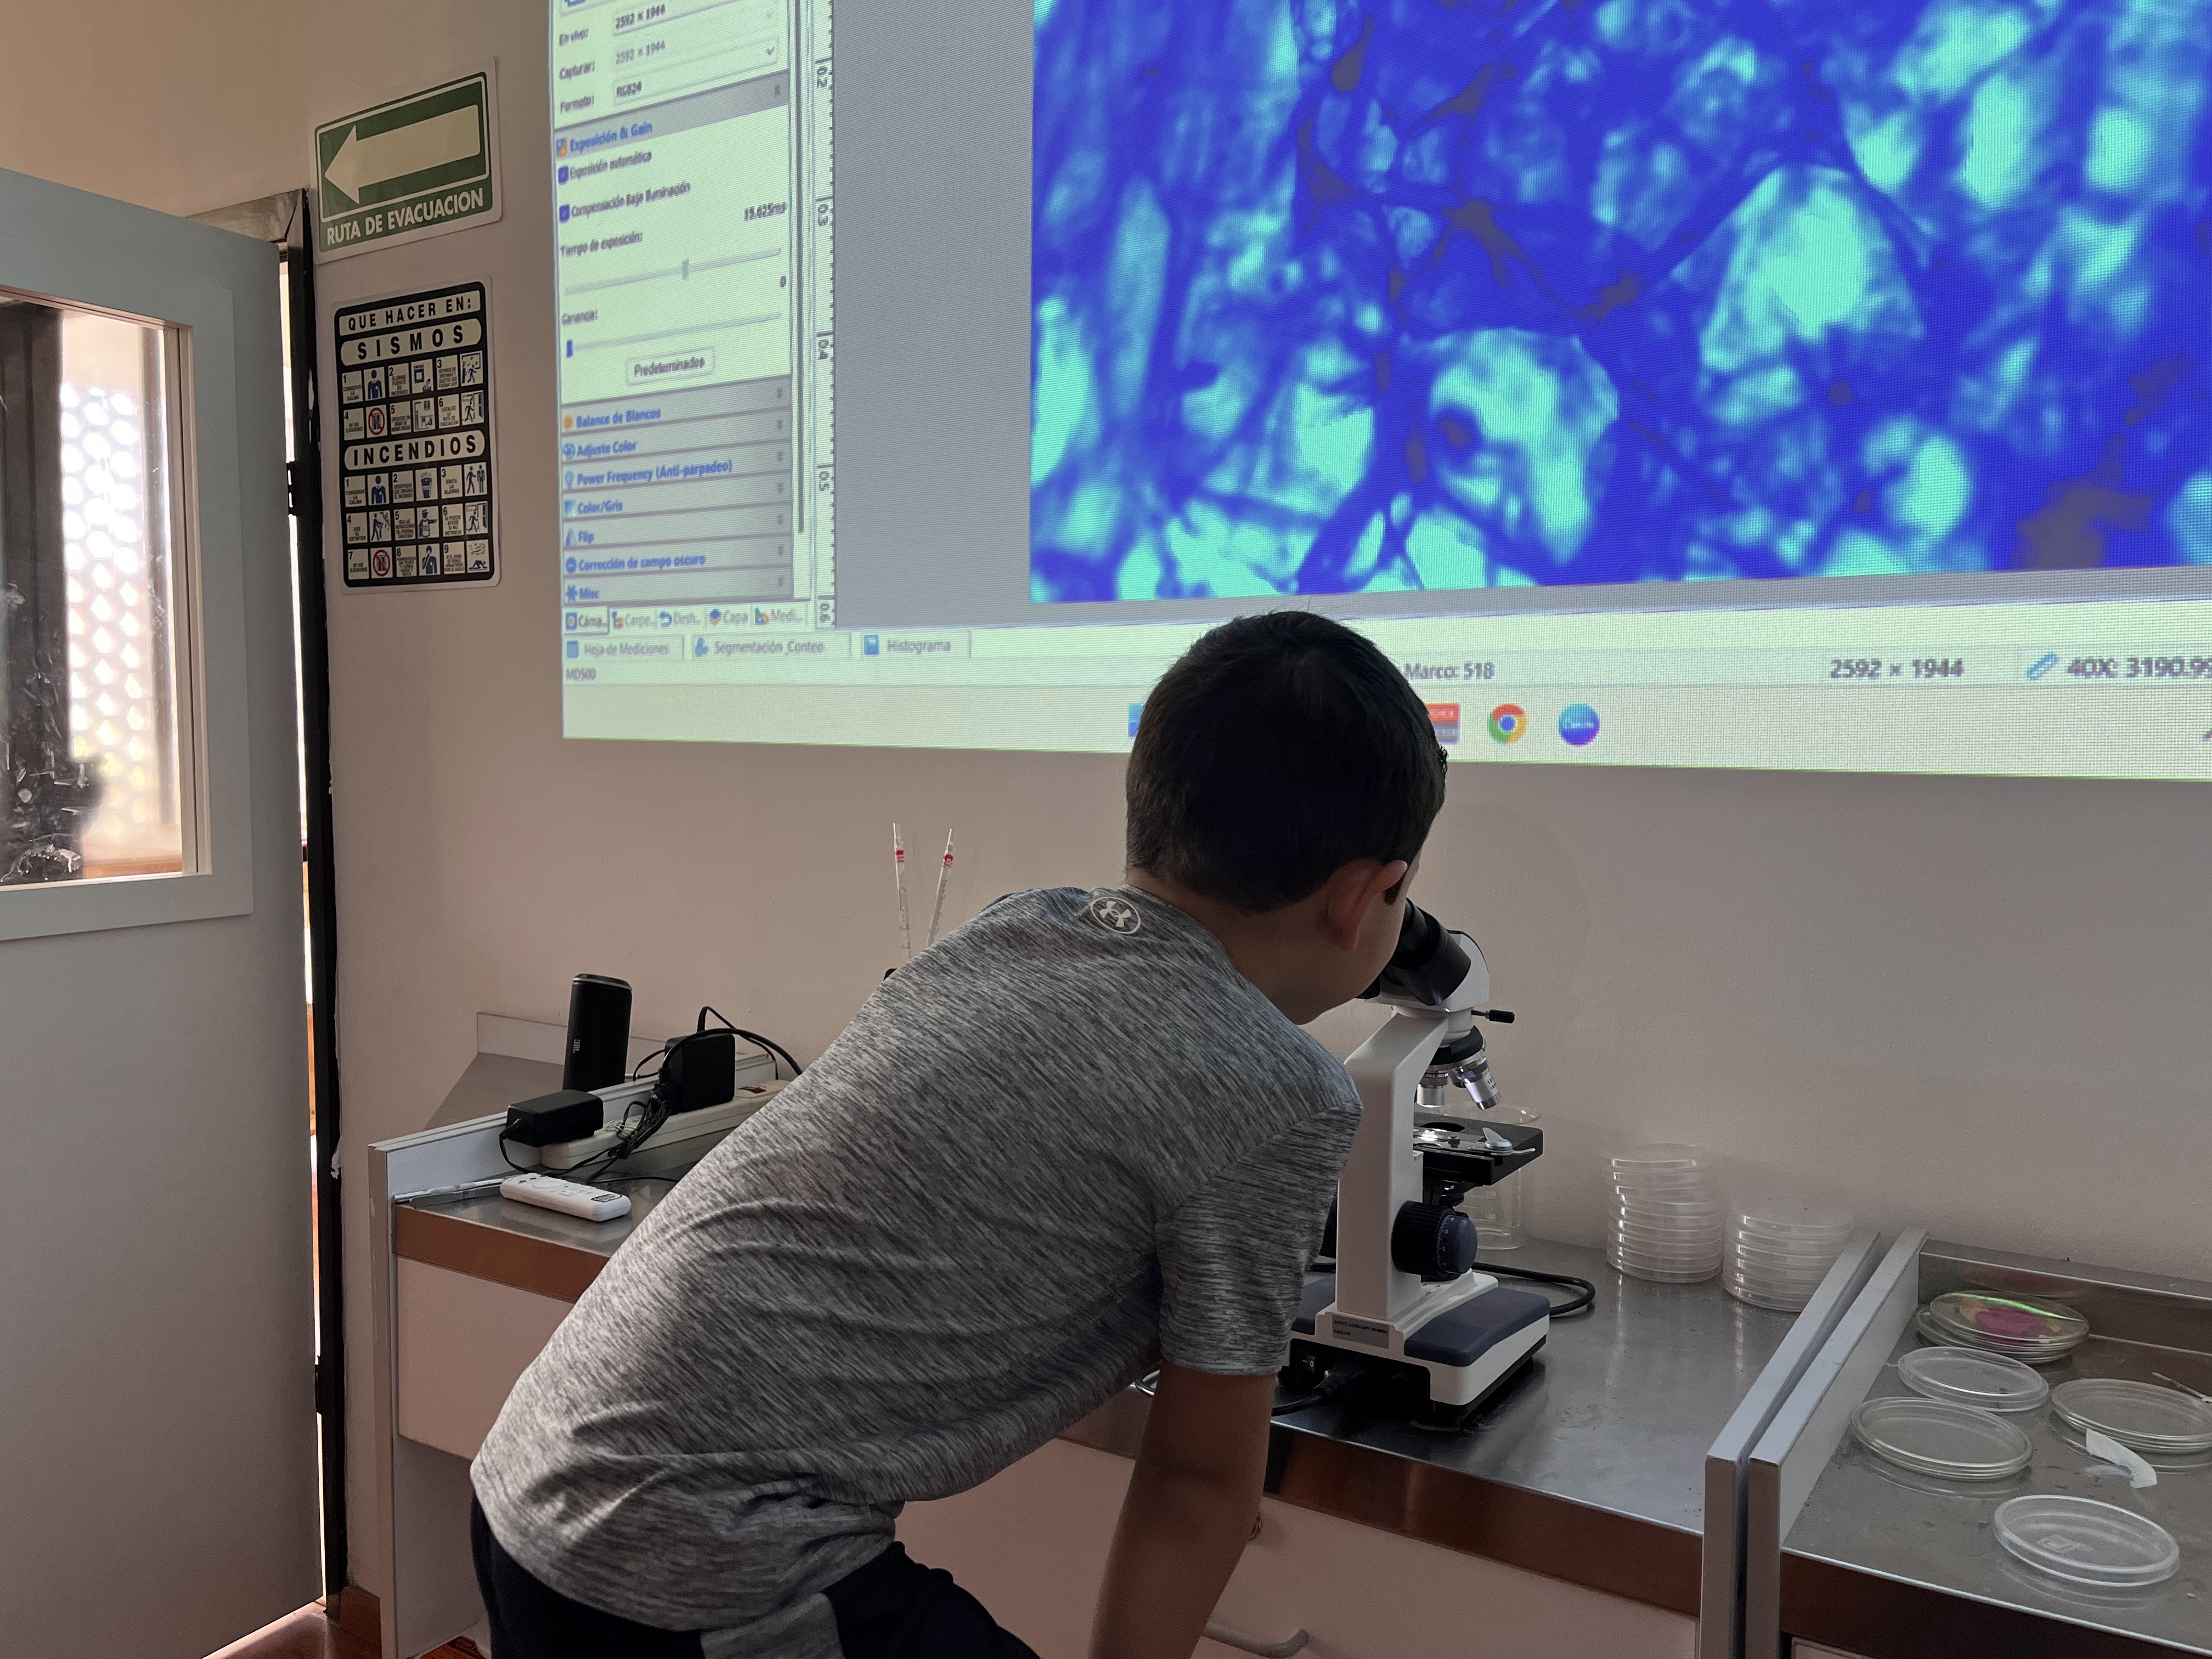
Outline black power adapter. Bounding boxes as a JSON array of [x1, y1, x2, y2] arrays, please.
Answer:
[[659, 1029, 736, 1115], [504, 1088, 606, 1147], [579, 1031, 738, 1171]]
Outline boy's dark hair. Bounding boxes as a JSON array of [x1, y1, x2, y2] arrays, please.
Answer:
[[1126, 611, 1448, 914]]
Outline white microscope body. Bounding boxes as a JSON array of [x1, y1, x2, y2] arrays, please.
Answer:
[[1293, 906, 1549, 1415]]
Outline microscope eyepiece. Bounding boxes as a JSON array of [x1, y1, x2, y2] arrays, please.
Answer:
[[1360, 901, 1473, 1008]]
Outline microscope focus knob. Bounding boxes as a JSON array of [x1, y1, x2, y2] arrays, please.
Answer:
[[1391, 1201, 1478, 1282]]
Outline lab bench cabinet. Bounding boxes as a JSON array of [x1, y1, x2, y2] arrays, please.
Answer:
[[900, 1437, 1697, 1659], [384, 1224, 1705, 1659]]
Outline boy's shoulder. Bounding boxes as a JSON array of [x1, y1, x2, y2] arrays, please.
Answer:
[[909, 885, 1358, 1114], [927, 885, 1227, 979]]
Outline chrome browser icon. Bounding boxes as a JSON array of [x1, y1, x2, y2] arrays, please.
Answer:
[[1488, 703, 1529, 744]]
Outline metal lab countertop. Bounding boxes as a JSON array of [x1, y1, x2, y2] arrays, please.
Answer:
[[393, 1161, 692, 1301], [1068, 1239, 1798, 1615]]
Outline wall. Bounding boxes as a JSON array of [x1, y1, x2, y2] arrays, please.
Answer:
[[5, 0, 2208, 1612]]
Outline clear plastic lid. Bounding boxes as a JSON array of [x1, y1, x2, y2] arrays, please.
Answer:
[[1606, 1248, 1719, 1283], [1918, 1292, 2089, 1358], [1730, 1260, 1842, 1289], [1613, 1211, 1725, 1238], [1849, 1396, 2033, 1479], [1726, 1262, 1833, 1294], [1730, 1263, 1841, 1289], [1613, 1191, 1724, 1212], [1615, 1199, 1723, 1220], [1607, 1142, 1713, 1171], [1609, 1239, 1725, 1269], [2052, 1378, 2212, 1453], [1725, 1282, 1821, 1311], [1732, 1218, 1852, 1243], [1723, 1277, 1814, 1312], [1613, 1265, 1721, 1285], [1730, 1236, 1846, 1268], [1994, 1496, 2179, 1587], [1610, 1169, 1717, 1190], [1610, 1212, 1725, 1238], [1726, 1252, 1831, 1277], [1730, 1197, 1854, 1238], [1609, 1218, 1723, 1245], [1733, 1235, 1850, 1262], [1614, 1201, 1724, 1223], [1725, 1248, 1831, 1274], [1615, 1232, 1726, 1258], [1899, 1346, 2051, 1413], [1613, 1188, 1725, 1208]]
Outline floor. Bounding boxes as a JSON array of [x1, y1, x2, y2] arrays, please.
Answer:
[[210, 1602, 478, 1659]]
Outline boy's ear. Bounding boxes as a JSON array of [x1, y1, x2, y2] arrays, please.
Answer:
[[1321, 858, 1409, 950]]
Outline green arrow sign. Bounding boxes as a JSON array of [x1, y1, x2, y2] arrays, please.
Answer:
[[314, 70, 502, 259]]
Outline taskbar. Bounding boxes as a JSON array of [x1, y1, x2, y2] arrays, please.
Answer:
[[559, 677, 2212, 780], [557, 591, 2212, 694]]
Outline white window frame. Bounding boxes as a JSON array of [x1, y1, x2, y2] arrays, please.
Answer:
[[0, 196, 262, 942]]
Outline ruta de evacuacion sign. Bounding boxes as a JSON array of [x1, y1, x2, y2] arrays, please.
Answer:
[[314, 70, 503, 259]]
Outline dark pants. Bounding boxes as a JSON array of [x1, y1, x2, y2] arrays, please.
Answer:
[[471, 1499, 1041, 1659]]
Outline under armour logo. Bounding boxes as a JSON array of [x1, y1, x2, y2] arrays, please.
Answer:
[[1087, 894, 1143, 935]]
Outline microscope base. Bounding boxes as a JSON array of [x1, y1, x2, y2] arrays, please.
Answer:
[[1286, 1274, 1550, 1422]]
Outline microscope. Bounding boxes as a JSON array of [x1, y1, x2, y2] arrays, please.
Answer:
[[1286, 903, 1549, 1426]]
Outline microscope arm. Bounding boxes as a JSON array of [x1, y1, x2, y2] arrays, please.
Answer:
[[1333, 1010, 1442, 1327]]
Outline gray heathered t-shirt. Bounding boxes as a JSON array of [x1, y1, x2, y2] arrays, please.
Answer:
[[471, 885, 1361, 1656]]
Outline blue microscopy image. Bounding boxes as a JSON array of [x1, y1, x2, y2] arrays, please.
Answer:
[[1030, 0, 2212, 601]]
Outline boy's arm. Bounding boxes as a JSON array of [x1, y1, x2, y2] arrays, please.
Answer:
[[1090, 1363, 1275, 1659]]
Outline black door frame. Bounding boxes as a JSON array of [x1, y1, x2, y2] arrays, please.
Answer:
[[282, 191, 349, 1600]]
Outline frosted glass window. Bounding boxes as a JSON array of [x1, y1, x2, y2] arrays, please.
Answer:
[[1, 296, 188, 886]]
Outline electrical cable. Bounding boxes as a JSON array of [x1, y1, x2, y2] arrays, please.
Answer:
[[1271, 1378, 1330, 1415], [697, 1005, 802, 1078], [1475, 1259, 1597, 1317], [528, 1085, 661, 1187]]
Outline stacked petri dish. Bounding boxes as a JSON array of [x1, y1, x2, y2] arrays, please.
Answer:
[[1606, 1144, 1722, 1283], [1915, 1291, 2089, 1364], [1724, 1198, 1853, 1312]]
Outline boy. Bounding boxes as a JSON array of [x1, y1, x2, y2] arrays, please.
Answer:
[[471, 610, 1449, 1658]]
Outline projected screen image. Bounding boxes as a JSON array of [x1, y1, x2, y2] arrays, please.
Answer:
[[1031, 0, 2212, 600], [554, 0, 2212, 781]]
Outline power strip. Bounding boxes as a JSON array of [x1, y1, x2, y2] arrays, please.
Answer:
[[538, 1079, 789, 1170]]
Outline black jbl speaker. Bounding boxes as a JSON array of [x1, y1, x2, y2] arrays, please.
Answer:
[[563, 973, 633, 1092]]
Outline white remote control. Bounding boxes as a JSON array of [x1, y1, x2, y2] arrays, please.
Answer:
[[500, 1173, 631, 1222]]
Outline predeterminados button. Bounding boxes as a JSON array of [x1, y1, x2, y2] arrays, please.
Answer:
[[628, 348, 715, 385]]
